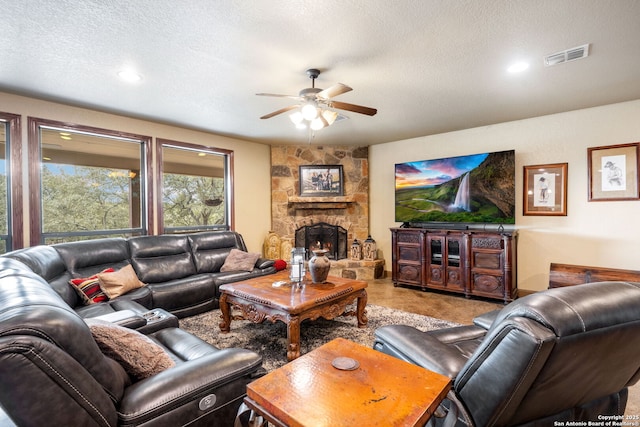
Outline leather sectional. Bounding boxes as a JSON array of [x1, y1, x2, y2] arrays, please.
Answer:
[[3, 230, 276, 320], [0, 231, 276, 426]]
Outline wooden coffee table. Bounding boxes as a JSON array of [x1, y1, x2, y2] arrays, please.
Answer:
[[242, 337, 452, 427], [218, 271, 368, 361]]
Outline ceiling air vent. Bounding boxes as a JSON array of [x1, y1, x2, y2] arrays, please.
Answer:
[[544, 44, 590, 67]]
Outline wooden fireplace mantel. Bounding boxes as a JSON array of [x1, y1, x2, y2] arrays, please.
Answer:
[[288, 196, 355, 210]]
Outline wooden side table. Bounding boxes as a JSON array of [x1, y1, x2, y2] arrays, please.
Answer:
[[241, 337, 452, 427]]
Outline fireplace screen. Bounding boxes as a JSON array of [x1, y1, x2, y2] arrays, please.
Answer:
[[295, 223, 348, 260]]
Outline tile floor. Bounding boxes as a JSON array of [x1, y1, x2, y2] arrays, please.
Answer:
[[366, 277, 639, 419]]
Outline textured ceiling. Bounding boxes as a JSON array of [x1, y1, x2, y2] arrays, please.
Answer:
[[1, 0, 639, 146]]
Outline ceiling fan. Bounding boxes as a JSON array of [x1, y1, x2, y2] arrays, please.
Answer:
[[257, 68, 377, 130]]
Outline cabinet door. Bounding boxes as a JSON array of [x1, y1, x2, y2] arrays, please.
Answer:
[[445, 237, 464, 290], [392, 229, 425, 287], [427, 235, 444, 286], [396, 244, 422, 284], [470, 271, 505, 296]]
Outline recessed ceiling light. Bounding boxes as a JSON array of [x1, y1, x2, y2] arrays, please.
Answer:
[[117, 69, 143, 83], [507, 61, 529, 73]]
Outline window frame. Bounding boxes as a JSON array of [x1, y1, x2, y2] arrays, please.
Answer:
[[156, 138, 234, 233], [0, 112, 23, 251], [28, 117, 153, 245]]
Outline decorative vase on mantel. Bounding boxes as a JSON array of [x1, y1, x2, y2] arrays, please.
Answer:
[[309, 249, 331, 284]]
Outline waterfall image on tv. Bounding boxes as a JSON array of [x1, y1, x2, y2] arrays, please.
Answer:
[[395, 150, 515, 224]]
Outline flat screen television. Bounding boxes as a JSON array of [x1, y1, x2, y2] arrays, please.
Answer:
[[395, 150, 515, 225]]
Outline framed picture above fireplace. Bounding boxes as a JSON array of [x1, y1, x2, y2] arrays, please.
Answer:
[[299, 165, 344, 197]]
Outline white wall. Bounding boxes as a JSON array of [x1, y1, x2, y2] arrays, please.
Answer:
[[0, 92, 272, 253], [5, 91, 639, 290], [370, 99, 640, 292]]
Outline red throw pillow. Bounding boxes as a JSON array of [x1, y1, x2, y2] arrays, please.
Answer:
[[69, 268, 115, 305], [274, 259, 287, 271]]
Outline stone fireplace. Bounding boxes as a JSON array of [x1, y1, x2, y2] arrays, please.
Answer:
[[269, 145, 384, 279], [295, 222, 348, 260], [270, 145, 369, 240]]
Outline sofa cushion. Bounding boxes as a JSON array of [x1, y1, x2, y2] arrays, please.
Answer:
[[146, 274, 216, 315], [4, 246, 78, 307], [220, 248, 260, 272], [87, 319, 175, 381], [188, 231, 247, 273], [70, 268, 115, 304], [55, 238, 131, 275], [98, 264, 146, 299], [128, 235, 196, 283], [54, 238, 131, 308]]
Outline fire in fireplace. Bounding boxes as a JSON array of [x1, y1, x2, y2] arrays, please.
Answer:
[[295, 222, 348, 260]]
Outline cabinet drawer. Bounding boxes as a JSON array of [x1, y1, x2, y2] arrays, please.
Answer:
[[472, 251, 503, 270], [397, 232, 422, 244], [398, 245, 421, 263]]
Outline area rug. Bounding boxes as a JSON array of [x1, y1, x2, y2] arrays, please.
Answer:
[[179, 304, 459, 371]]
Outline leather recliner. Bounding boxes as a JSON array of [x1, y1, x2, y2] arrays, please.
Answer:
[[0, 262, 265, 427], [373, 281, 640, 426]]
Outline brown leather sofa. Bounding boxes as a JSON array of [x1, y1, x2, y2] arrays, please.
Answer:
[[373, 281, 640, 426]]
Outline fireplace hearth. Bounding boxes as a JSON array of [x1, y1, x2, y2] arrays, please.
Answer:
[[295, 222, 348, 260]]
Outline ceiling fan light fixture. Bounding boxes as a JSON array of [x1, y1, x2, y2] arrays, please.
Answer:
[[310, 117, 325, 130], [289, 111, 304, 124], [301, 103, 318, 120]]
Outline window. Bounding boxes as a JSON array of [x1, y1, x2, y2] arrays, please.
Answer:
[[28, 118, 152, 245], [0, 112, 22, 253], [158, 139, 233, 233]]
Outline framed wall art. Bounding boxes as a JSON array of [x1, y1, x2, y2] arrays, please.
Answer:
[[299, 165, 344, 197], [523, 163, 568, 216], [588, 142, 640, 201]]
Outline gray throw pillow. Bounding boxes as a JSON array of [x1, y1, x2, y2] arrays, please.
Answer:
[[220, 248, 260, 272]]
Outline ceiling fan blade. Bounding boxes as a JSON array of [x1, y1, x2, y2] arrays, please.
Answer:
[[317, 83, 352, 100], [260, 105, 299, 119], [330, 100, 377, 116], [256, 93, 302, 101]]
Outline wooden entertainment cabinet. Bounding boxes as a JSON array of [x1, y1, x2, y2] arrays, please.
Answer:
[[390, 227, 518, 302]]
